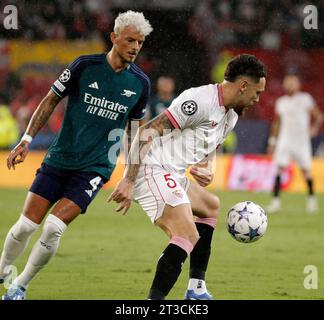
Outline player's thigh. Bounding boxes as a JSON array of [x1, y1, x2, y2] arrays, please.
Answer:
[[293, 148, 312, 173], [133, 166, 199, 242], [187, 181, 220, 219], [133, 165, 190, 224], [50, 198, 82, 225], [134, 167, 199, 243], [155, 203, 199, 244], [274, 145, 290, 169], [29, 163, 66, 204], [63, 171, 106, 215], [22, 192, 52, 224], [26, 163, 67, 223], [50, 171, 106, 225]]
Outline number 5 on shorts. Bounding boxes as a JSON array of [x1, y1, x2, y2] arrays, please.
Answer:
[[163, 173, 177, 188]]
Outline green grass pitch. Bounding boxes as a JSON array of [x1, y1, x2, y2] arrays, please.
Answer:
[[0, 188, 323, 300]]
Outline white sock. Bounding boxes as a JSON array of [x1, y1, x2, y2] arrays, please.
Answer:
[[15, 214, 67, 288], [188, 278, 207, 294], [0, 214, 39, 274]]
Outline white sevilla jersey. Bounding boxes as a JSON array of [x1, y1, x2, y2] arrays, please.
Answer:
[[142, 84, 238, 178], [275, 92, 315, 148]]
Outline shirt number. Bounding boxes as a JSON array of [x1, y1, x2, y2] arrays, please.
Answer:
[[163, 173, 177, 188]]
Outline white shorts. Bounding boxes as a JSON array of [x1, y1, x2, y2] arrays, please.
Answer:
[[274, 143, 312, 170], [133, 165, 190, 223]]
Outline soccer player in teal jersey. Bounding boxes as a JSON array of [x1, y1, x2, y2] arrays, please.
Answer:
[[0, 11, 153, 300]]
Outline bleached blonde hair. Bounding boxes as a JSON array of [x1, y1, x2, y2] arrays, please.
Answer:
[[114, 10, 153, 36]]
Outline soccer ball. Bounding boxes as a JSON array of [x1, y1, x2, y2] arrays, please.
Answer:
[[227, 201, 268, 243]]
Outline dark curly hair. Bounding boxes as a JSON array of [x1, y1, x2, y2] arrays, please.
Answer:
[[224, 54, 267, 83]]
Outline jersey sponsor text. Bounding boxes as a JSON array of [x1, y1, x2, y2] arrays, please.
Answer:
[[84, 92, 129, 120]]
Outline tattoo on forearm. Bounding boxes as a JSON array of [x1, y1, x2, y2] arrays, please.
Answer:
[[21, 141, 28, 152], [26, 92, 60, 137], [126, 123, 133, 153], [126, 113, 174, 182], [145, 113, 174, 133]]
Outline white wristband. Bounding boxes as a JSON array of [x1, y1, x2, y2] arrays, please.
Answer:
[[21, 133, 33, 143], [268, 136, 276, 146]]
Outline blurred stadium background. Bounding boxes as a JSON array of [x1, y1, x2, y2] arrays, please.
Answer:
[[0, 0, 323, 300]]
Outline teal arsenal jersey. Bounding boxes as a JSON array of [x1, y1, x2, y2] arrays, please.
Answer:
[[46, 53, 150, 179]]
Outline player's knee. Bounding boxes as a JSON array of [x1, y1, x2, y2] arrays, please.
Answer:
[[206, 195, 220, 219], [170, 220, 200, 247], [175, 233, 200, 249], [41, 214, 67, 246], [21, 210, 44, 225], [181, 224, 200, 247], [12, 214, 39, 240], [189, 230, 200, 247], [302, 170, 312, 180], [169, 232, 199, 256]]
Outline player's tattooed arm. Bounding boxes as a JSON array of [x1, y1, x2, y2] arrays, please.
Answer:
[[125, 119, 147, 153], [7, 90, 61, 170], [125, 113, 174, 182], [108, 113, 174, 214], [125, 120, 134, 154], [26, 90, 62, 137]]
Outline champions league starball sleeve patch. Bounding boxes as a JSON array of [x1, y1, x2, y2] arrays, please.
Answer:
[[181, 100, 197, 116], [58, 69, 71, 82], [165, 91, 203, 129], [52, 68, 73, 97], [52, 69, 72, 96]]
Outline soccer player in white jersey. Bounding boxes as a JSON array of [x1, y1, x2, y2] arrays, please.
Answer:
[[267, 74, 323, 214], [109, 54, 266, 300]]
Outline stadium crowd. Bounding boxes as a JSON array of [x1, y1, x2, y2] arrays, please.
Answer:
[[189, 0, 324, 52], [0, 0, 113, 40], [1, 0, 323, 48], [0, 0, 323, 150]]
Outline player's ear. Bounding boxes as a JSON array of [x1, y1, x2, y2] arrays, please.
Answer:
[[238, 79, 248, 94], [110, 32, 117, 43]]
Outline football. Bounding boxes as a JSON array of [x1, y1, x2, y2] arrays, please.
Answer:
[[227, 201, 268, 243]]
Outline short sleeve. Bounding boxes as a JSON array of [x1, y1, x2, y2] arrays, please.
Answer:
[[128, 78, 151, 120], [304, 93, 316, 111], [164, 88, 206, 129], [51, 56, 84, 98]]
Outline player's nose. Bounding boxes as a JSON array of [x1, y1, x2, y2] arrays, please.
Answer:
[[131, 42, 138, 51], [134, 40, 142, 50]]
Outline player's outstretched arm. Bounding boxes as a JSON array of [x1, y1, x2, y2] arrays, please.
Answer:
[[127, 113, 174, 181], [7, 90, 61, 170], [124, 119, 147, 154], [108, 113, 174, 214]]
